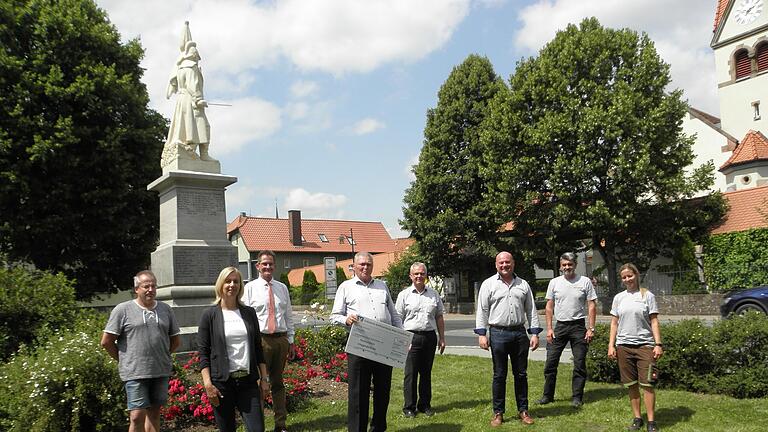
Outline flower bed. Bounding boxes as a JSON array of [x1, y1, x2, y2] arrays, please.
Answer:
[[163, 331, 348, 429]]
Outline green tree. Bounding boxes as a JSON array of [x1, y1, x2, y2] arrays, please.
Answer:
[[300, 269, 321, 304], [381, 245, 427, 299], [279, 272, 291, 289], [336, 266, 348, 284], [482, 18, 726, 299], [0, 0, 166, 298], [0, 262, 78, 359], [401, 55, 508, 276]]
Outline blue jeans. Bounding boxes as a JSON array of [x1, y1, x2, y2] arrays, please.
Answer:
[[124, 376, 169, 410], [489, 326, 530, 414], [212, 376, 264, 432]]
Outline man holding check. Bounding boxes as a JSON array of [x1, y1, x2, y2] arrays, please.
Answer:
[[332, 252, 403, 432]]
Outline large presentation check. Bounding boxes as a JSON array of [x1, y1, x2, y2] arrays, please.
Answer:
[[345, 316, 414, 368]]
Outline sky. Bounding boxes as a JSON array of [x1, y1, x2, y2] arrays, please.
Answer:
[[95, 0, 722, 238]]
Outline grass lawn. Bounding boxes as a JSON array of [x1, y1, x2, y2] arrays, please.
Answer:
[[273, 355, 766, 432]]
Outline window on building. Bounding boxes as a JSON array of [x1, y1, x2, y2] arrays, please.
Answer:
[[757, 43, 768, 72], [303, 259, 310, 267], [735, 49, 751, 79], [284, 258, 290, 269], [753, 101, 761, 120], [301, 235, 305, 242], [347, 236, 356, 245], [318, 233, 329, 242]]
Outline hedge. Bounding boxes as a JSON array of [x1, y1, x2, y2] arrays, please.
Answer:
[[586, 313, 768, 398]]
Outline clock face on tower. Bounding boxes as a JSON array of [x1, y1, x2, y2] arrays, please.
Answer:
[[735, 0, 764, 24]]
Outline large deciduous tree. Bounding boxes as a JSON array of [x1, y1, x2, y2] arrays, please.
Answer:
[[0, 0, 166, 298], [482, 18, 725, 298], [401, 55, 507, 276]]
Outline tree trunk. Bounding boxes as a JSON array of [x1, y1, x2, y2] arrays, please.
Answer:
[[597, 237, 618, 314]]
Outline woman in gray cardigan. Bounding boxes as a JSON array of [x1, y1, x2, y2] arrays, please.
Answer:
[[198, 267, 269, 432]]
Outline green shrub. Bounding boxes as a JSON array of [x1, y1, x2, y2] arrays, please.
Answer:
[[656, 319, 715, 392], [703, 228, 768, 291], [0, 264, 79, 360], [297, 270, 323, 304], [0, 311, 125, 431], [585, 323, 620, 383], [278, 272, 291, 289], [706, 312, 768, 398], [336, 266, 348, 284], [295, 325, 349, 365], [588, 315, 768, 398]]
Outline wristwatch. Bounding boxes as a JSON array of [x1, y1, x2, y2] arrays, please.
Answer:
[[588, 327, 596, 332]]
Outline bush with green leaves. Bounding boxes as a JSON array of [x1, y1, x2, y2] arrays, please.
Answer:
[[703, 228, 768, 291], [295, 325, 349, 365], [0, 310, 125, 431], [295, 270, 324, 304], [0, 263, 79, 360], [587, 314, 768, 398]]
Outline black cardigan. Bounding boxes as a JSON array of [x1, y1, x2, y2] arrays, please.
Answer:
[[197, 303, 266, 383]]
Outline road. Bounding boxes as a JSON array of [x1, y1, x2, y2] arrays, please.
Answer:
[[440, 313, 720, 362]]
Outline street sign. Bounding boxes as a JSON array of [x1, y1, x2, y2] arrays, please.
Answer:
[[324, 257, 337, 299]]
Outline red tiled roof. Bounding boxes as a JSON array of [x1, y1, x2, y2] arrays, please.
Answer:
[[287, 250, 406, 286], [714, 0, 730, 32], [228, 215, 398, 253], [711, 186, 768, 234], [719, 130, 768, 170]]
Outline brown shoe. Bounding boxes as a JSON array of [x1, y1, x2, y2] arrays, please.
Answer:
[[519, 410, 534, 425], [490, 413, 503, 427]]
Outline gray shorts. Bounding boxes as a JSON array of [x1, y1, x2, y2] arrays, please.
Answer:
[[124, 376, 169, 410]]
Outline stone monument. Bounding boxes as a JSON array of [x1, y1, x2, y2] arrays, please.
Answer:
[[148, 22, 237, 351]]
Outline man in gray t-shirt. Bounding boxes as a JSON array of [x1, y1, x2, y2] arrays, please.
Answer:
[[537, 253, 597, 408], [101, 270, 180, 432]]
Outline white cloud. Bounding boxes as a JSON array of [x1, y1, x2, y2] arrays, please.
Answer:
[[285, 102, 309, 120], [513, 0, 719, 113], [385, 223, 410, 239], [284, 188, 348, 219], [206, 97, 282, 154], [294, 101, 334, 133], [290, 80, 319, 98], [405, 153, 420, 181], [272, 0, 471, 75], [97, 0, 471, 110], [350, 118, 386, 135]]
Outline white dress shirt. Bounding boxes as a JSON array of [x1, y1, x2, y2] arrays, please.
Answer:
[[331, 276, 403, 329], [395, 285, 444, 332], [243, 276, 295, 343]]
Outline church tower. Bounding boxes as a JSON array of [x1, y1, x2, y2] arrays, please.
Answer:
[[712, 0, 768, 190]]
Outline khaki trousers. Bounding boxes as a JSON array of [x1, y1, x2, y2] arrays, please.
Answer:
[[261, 334, 290, 428]]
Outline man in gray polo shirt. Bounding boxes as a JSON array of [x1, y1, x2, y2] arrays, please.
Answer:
[[101, 270, 180, 432], [536, 252, 597, 408]]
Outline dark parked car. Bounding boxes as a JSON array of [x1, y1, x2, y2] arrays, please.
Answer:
[[720, 285, 768, 317]]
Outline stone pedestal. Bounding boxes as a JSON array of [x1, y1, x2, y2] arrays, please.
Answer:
[[148, 170, 238, 351]]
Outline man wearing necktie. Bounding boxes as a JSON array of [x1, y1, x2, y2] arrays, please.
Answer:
[[244, 250, 295, 432]]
